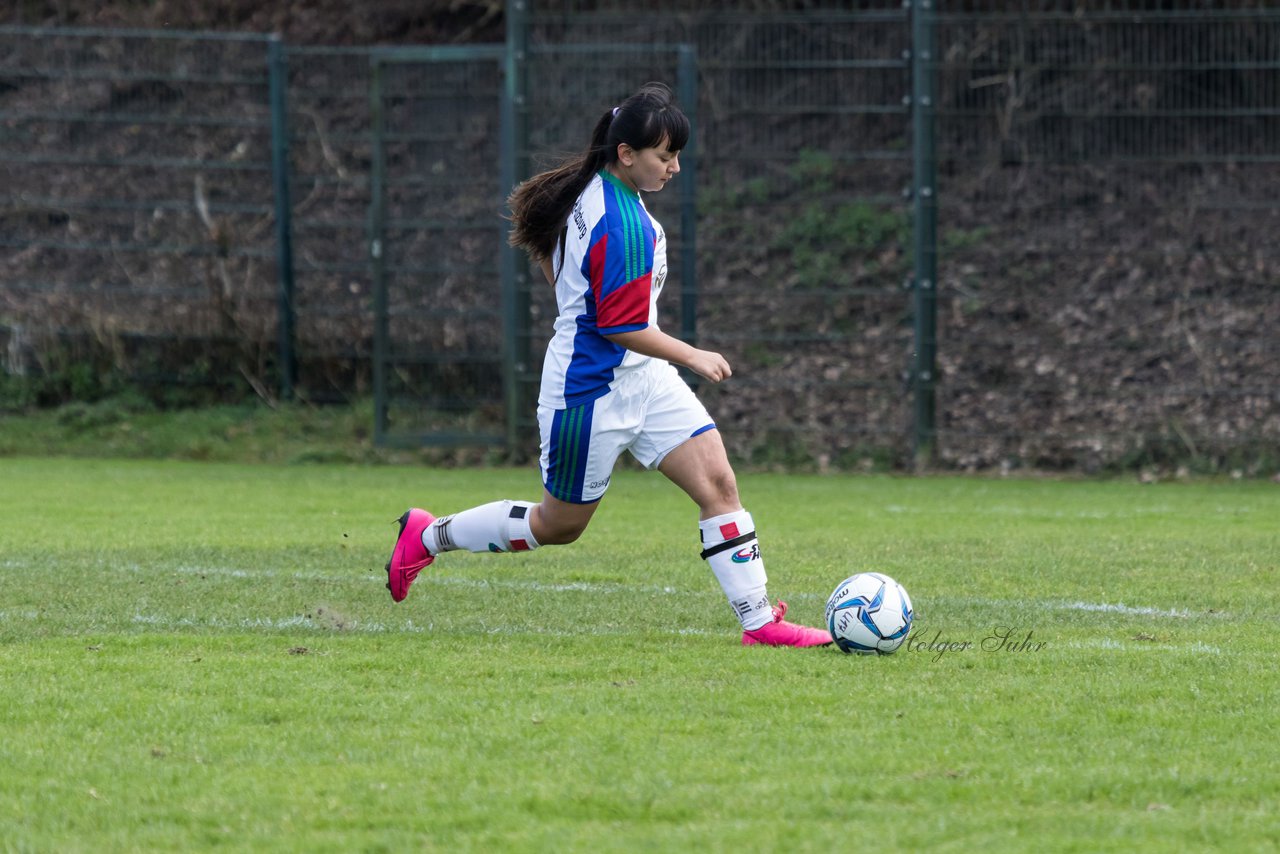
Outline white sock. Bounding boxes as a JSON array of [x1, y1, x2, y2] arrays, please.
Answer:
[[700, 509, 772, 631], [423, 500, 540, 555]]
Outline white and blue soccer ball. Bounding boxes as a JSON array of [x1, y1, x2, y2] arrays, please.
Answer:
[[825, 572, 914, 654]]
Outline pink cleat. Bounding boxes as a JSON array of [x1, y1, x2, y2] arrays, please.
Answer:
[[742, 601, 832, 648], [385, 508, 436, 603]]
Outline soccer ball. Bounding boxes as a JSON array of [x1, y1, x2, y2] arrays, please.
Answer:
[[825, 572, 914, 654]]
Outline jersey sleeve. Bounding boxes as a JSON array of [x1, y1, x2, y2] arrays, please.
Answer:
[[587, 218, 653, 335]]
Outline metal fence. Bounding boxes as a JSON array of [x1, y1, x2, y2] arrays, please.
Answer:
[[2, 2, 1278, 472], [526, 3, 919, 471], [931, 5, 1280, 471], [0, 28, 284, 402]]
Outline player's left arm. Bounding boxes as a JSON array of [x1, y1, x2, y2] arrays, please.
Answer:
[[590, 213, 730, 378], [604, 327, 732, 383]]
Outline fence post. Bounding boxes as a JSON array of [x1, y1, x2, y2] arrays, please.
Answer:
[[677, 45, 699, 350], [369, 58, 389, 445], [268, 35, 297, 401], [502, 0, 531, 455], [910, 0, 938, 468]]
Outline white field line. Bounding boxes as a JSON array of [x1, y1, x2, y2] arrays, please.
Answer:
[[175, 570, 1216, 621], [1055, 600, 1197, 618], [125, 612, 716, 638], [946, 595, 1210, 620], [1, 604, 1223, 652], [1, 602, 1225, 652], [0, 607, 717, 637], [1063, 638, 1223, 656], [880, 503, 1259, 519], [7, 560, 1220, 618], [12, 560, 1228, 622], [1, 561, 1236, 643], [159, 567, 1226, 620], [0, 609, 41, 622], [164, 563, 687, 596]]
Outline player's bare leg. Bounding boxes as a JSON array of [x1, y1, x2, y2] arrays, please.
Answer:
[[528, 491, 599, 546], [657, 427, 740, 520], [660, 430, 830, 647]]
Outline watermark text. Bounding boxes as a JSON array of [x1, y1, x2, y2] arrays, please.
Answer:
[[906, 627, 1047, 662]]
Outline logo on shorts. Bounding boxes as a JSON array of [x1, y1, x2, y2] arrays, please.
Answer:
[[588, 477, 611, 490], [731, 544, 760, 564]]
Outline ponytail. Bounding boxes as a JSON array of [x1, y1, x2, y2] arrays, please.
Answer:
[[506, 109, 614, 264], [507, 82, 690, 266]]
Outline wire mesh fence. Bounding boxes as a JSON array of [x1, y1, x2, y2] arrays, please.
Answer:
[[369, 49, 509, 446], [0, 27, 281, 403], [931, 6, 1280, 471], [273, 46, 378, 401], [528, 3, 919, 469], [2, 3, 1278, 472]]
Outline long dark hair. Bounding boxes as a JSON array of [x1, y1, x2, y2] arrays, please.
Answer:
[[507, 82, 690, 265]]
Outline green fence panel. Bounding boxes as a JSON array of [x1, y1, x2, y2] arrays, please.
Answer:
[[527, 2, 916, 470], [931, 4, 1280, 471], [3, 4, 1279, 473], [0, 26, 280, 400], [368, 46, 508, 448], [272, 45, 380, 406]]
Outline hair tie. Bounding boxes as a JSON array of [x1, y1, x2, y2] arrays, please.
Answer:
[[612, 107, 620, 117]]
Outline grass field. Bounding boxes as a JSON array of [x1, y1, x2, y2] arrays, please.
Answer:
[[1, 456, 1278, 852]]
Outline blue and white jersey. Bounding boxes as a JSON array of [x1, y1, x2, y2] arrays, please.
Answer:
[[538, 170, 669, 410]]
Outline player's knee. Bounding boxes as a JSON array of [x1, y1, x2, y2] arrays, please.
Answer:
[[697, 468, 740, 516], [539, 518, 588, 545], [531, 508, 591, 546], [712, 468, 740, 506]]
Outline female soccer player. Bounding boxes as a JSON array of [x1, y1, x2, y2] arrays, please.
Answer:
[[385, 82, 829, 647]]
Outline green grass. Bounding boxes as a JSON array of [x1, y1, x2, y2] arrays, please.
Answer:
[[1, 457, 1278, 852], [0, 400, 392, 465]]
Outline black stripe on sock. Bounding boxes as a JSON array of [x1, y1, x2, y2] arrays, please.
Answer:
[[700, 530, 757, 561], [435, 517, 454, 552]]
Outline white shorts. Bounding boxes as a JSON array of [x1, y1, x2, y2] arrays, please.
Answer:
[[538, 361, 716, 504]]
